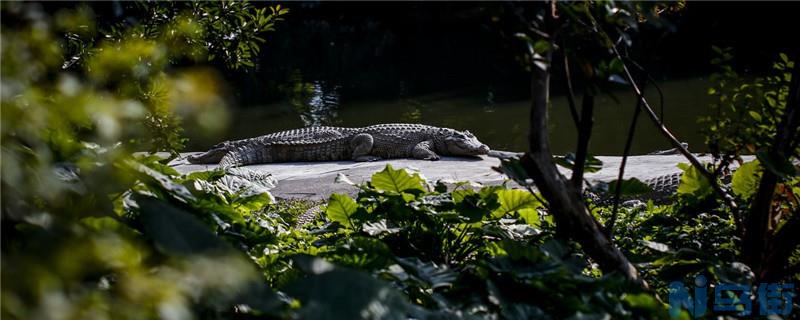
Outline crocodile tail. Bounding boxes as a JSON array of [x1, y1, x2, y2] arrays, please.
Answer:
[[187, 147, 228, 164], [219, 144, 266, 168]]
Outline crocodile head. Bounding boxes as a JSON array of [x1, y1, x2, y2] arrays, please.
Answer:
[[440, 129, 490, 156]]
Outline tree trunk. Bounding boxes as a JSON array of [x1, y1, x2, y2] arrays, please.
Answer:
[[742, 62, 800, 282], [522, 49, 647, 289]]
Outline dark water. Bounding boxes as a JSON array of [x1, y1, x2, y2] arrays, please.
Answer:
[[210, 77, 715, 156], [184, 2, 798, 156]]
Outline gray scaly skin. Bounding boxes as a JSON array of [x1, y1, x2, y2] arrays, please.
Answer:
[[188, 123, 491, 168]]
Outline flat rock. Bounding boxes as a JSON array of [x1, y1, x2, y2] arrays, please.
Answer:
[[170, 152, 754, 200]]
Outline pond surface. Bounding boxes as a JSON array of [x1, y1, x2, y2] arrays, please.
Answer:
[[205, 77, 715, 156]]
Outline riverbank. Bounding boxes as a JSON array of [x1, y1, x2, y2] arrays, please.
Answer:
[[170, 153, 754, 200]]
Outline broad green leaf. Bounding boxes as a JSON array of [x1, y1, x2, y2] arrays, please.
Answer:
[[137, 195, 285, 314], [756, 150, 797, 178], [325, 193, 358, 229], [492, 189, 540, 219], [134, 194, 230, 254], [287, 256, 412, 320], [370, 164, 425, 193], [129, 160, 196, 202], [731, 160, 762, 199], [332, 237, 394, 270], [497, 157, 535, 186], [451, 189, 476, 204], [676, 163, 712, 198], [184, 168, 226, 182], [518, 208, 540, 226], [608, 178, 653, 196], [395, 257, 458, 290]]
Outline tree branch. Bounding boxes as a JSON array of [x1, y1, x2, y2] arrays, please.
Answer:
[[607, 98, 643, 237], [562, 47, 581, 129], [570, 92, 594, 191], [609, 44, 739, 214]]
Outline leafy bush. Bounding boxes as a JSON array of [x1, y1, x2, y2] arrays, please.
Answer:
[[1, 2, 287, 319], [123, 163, 671, 319]]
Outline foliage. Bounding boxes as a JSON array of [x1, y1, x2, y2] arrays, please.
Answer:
[[128, 163, 673, 319], [3, 2, 798, 320], [702, 49, 796, 162], [57, 1, 287, 152], [0, 2, 286, 319]]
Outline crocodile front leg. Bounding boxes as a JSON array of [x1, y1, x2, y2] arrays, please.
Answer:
[[351, 133, 381, 162], [412, 140, 440, 160]]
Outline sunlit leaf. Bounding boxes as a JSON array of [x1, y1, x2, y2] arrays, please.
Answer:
[[325, 193, 358, 229], [492, 189, 541, 219], [676, 163, 712, 199], [370, 164, 425, 194], [731, 160, 762, 199]]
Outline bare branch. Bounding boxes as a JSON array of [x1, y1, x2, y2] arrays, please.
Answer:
[[607, 99, 643, 237], [562, 47, 581, 129], [609, 43, 738, 213], [570, 93, 594, 191]]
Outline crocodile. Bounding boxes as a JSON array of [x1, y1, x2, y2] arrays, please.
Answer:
[[187, 123, 491, 168]]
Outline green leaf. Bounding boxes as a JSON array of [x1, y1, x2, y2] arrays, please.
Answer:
[[756, 150, 797, 179], [496, 157, 534, 186], [608, 57, 624, 74], [533, 39, 551, 54], [370, 164, 425, 194], [287, 256, 412, 320], [325, 193, 358, 229], [518, 208, 540, 226], [607, 178, 653, 196], [135, 195, 284, 314], [732, 160, 762, 199], [676, 163, 713, 199], [554, 153, 603, 173], [134, 194, 229, 255], [395, 257, 458, 290], [492, 189, 540, 219], [748, 111, 762, 122]]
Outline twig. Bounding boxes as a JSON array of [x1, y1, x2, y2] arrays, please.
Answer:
[[562, 44, 581, 129], [570, 93, 595, 191], [607, 98, 643, 238], [624, 58, 666, 124], [609, 44, 738, 214]]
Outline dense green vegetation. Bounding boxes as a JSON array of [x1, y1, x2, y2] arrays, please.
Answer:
[[2, 1, 798, 320]]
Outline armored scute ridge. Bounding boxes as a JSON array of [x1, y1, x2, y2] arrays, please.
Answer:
[[188, 123, 491, 168]]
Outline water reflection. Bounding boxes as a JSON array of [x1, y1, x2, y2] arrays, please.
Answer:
[[300, 80, 341, 126], [212, 77, 714, 156]]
